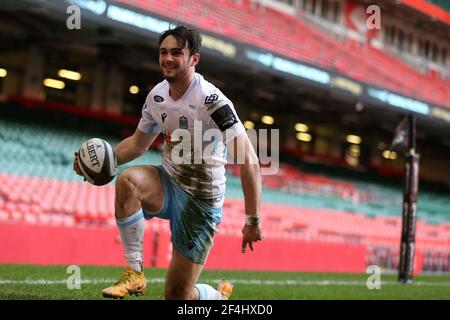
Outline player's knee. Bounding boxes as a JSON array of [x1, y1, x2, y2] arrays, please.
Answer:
[[165, 284, 192, 300], [115, 168, 140, 201]]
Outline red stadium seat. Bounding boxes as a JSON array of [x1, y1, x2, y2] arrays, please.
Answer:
[[112, 0, 450, 109]]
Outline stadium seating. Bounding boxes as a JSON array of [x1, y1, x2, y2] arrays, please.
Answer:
[[0, 118, 161, 180], [113, 0, 450, 108], [1, 117, 449, 225], [1, 172, 449, 249], [0, 116, 449, 273]]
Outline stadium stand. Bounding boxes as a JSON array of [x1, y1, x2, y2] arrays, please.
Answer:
[[113, 0, 450, 108], [0, 113, 448, 272], [2, 114, 449, 224], [0, 0, 449, 275]]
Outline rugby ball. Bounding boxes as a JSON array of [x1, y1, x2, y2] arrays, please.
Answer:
[[78, 138, 117, 186]]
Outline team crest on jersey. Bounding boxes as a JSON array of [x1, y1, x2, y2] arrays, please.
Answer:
[[161, 113, 167, 123], [154, 95, 164, 103], [179, 116, 188, 129]]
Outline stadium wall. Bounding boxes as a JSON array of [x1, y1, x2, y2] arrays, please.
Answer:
[[0, 224, 368, 273]]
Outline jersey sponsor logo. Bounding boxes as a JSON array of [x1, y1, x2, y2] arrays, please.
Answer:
[[154, 95, 164, 102], [211, 104, 238, 131], [205, 94, 219, 105], [161, 113, 167, 123], [179, 116, 188, 129]]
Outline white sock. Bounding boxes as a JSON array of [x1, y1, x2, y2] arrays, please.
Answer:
[[116, 209, 145, 273], [195, 284, 222, 300]]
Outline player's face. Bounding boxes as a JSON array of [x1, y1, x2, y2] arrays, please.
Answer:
[[159, 35, 198, 83]]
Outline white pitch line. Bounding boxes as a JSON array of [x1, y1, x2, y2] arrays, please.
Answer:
[[0, 278, 449, 286]]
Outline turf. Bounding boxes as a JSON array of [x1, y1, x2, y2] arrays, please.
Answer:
[[0, 264, 448, 300]]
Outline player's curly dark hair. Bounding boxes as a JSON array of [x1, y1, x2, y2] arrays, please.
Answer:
[[159, 25, 202, 56]]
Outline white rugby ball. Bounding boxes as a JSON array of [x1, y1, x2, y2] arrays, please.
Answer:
[[78, 138, 117, 186]]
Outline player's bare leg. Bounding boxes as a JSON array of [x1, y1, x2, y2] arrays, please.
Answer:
[[115, 166, 164, 220], [102, 166, 164, 299], [165, 246, 204, 300], [165, 246, 231, 300]]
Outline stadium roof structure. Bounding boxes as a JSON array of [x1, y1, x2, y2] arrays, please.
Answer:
[[1, 0, 450, 132]]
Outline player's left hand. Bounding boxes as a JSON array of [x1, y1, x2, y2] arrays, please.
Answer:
[[241, 224, 263, 253]]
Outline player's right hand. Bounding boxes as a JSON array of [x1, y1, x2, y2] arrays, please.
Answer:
[[73, 152, 85, 180]]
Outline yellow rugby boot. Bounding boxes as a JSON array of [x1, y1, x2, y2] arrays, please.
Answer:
[[102, 267, 146, 299], [217, 279, 233, 300]]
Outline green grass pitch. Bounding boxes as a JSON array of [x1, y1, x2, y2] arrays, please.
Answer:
[[0, 265, 448, 300]]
